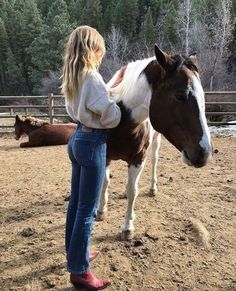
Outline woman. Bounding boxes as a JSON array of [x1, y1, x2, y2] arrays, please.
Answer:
[[61, 26, 121, 290]]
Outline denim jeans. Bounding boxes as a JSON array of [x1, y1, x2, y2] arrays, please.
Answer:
[[65, 125, 107, 274]]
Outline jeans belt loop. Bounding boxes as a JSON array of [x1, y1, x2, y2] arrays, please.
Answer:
[[81, 125, 93, 132]]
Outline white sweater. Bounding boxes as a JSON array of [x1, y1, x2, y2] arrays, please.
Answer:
[[65, 71, 121, 129]]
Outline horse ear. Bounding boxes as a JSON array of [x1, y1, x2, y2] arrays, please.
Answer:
[[189, 52, 197, 64], [154, 44, 175, 72], [16, 115, 23, 121]]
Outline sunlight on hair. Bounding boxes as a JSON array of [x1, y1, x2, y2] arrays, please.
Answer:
[[61, 26, 105, 101]]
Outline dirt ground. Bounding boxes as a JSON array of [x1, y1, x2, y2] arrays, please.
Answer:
[[0, 134, 235, 291]]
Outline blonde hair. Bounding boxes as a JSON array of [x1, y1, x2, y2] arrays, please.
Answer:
[[61, 26, 105, 101]]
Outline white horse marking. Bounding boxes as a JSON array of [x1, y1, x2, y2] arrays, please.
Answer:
[[192, 75, 212, 156], [97, 167, 110, 220], [150, 133, 161, 195], [108, 57, 154, 124], [123, 162, 146, 235]]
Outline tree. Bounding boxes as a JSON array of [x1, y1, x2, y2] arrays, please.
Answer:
[[140, 7, 156, 47], [162, 0, 180, 50], [208, 0, 234, 90], [5, 48, 25, 95], [114, 0, 138, 40], [29, 0, 73, 92], [0, 18, 9, 94], [79, 0, 103, 31], [178, 0, 194, 55]]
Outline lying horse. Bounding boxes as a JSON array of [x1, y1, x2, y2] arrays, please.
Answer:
[[14, 115, 76, 147], [97, 45, 212, 240]]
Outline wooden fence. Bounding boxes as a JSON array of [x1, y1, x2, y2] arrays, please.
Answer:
[[0, 92, 236, 130]]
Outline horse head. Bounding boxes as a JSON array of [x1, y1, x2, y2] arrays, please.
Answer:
[[14, 115, 25, 140], [149, 45, 212, 168]]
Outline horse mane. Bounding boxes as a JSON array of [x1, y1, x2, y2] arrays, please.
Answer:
[[107, 57, 155, 103], [24, 116, 49, 127]]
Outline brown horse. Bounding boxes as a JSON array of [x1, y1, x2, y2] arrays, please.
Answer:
[[97, 45, 212, 240], [14, 115, 76, 147]]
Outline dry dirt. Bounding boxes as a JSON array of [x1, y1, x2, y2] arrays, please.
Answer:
[[0, 134, 235, 291]]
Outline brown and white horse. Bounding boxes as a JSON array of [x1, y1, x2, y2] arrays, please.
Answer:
[[97, 45, 212, 240], [14, 115, 76, 147]]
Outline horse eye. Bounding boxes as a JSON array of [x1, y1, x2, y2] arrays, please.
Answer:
[[175, 92, 187, 102]]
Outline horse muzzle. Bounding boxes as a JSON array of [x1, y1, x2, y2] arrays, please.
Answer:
[[182, 147, 212, 168]]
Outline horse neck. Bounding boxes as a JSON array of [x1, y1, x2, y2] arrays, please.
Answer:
[[21, 122, 38, 134], [110, 59, 162, 125]]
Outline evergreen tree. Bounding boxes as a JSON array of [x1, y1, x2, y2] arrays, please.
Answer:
[[5, 48, 24, 95], [36, 0, 52, 19], [0, 18, 9, 94], [2, 0, 42, 94], [101, 0, 117, 33], [140, 7, 156, 46], [137, 0, 161, 33], [162, 0, 181, 50], [29, 0, 73, 91], [79, 0, 103, 31], [115, 0, 138, 39]]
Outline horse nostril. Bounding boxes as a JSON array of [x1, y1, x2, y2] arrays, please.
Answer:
[[195, 148, 207, 167]]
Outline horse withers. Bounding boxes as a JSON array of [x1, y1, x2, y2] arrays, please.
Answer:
[[14, 115, 76, 147], [97, 45, 212, 240]]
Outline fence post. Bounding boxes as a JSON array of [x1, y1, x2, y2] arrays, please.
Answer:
[[48, 93, 54, 124]]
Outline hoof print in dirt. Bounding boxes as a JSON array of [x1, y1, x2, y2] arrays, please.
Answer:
[[96, 211, 106, 221], [110, 263, 119, 272], [64, 195, 70, 201], [133, 238, 145, 247], [20, 227, 35, 237], [145, 230, 159, 241]]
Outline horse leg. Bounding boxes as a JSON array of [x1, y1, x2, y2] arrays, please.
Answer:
[[96, 165, 110, 221], [149, 133, 161, 196], [121, 161, 145, 241], [20, 141, 33, 147], [20, 131, 43, 147]]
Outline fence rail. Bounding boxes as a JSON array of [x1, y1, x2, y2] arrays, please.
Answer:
[[0, 92, 236, 130]]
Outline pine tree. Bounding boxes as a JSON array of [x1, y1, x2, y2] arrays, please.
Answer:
[[29, 0, 73, 91], [2, 0, 42, 94], [0, 18, 9, 94], [140, 7, 156, 46], [115, 0, 138, 39], [162, 0, 181, 50], [79, 0, 103, 31], [101, 0, 116, 33], [5, 48, 24, 95], [36, 0, 52, 19]]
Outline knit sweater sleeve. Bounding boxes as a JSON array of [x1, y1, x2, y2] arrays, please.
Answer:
[[86, 73, 121, 128]]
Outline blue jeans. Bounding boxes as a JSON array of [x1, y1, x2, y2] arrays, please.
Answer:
[[65, 125, 107, 274]]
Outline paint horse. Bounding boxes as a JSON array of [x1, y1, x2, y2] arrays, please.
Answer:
[[97, 45, 212, 240], [14, 115, 76, 147]]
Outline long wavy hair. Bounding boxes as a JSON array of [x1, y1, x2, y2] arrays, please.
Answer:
[[61, 26, 105, 101]]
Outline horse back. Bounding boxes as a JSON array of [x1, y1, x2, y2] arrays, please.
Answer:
[[29, 123, 76, 146]]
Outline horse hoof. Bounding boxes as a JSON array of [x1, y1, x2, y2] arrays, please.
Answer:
[[96, 211, 106, 221], [122, 192, 127, 199], [121, 230, 134, 241], [149, 188, 157, 196]]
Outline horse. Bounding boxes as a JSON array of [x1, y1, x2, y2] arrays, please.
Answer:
[[97, 45, 212, 240], [14, 115, 77, 147]]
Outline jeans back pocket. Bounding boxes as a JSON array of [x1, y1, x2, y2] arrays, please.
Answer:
[[73, 137, 96, 164]]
